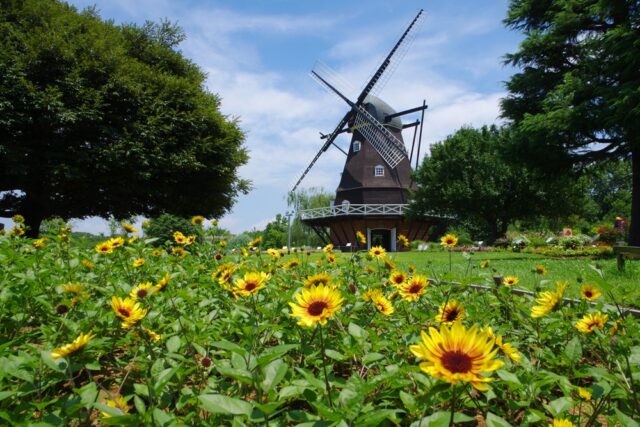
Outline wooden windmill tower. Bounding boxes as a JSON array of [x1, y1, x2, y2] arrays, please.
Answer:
[[290, 9, 445, 251]]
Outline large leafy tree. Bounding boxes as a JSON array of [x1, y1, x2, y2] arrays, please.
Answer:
[[502, 0, 640, 244], [0, 0, 249, 236], [287, 187, 334, 247], [409, 126, 582, 241]]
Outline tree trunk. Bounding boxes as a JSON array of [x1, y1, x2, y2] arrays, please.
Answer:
[[629, 143, 640, 246], [21, 192, 46, 238]]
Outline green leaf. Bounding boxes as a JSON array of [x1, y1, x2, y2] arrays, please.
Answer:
[[198, 394, 253, 417], [564, 337, 582, 364], [399, 391, 416, 412], [165, 336, 181, 353], [348, 322, 368, 339], [76, 382, 98, 409], [134, 396, 146, 415], [325, 349, 346, 361], [362, 352, 385, 364], [154, 366, 179, 393], [615, 408, 639, 427], [496, 370, 521, 388], [260, 359, 288, 393], [411, 411, 473, 427], [152, 408, 173, 426], [545, 396, 573, 417], [216, 366, 253, 385], [133, 383, 149, 397], [486, 412, 512, 427], [257, 344, 298, 366], [210, 340, 247, 356]]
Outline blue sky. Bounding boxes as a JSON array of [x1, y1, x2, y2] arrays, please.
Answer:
[[3, 0, 523, 235]]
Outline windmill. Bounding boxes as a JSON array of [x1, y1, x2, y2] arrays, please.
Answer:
[[292, 9, 446, 251]]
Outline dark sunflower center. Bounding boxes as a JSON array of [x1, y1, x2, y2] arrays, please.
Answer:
[[584, 291, 593, 298], [446, 309, 459, 322], [137, 289, 148, 298], [118, 308, 131, 318], [441, 350, 473, 373], [409, 283, 422, 294], [394, 277, 403, 284], [244, 281, 257, 291], [307, 301, 328, 316]]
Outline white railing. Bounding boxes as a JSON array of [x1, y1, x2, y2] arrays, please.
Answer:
[[299, 203, 406, 220]]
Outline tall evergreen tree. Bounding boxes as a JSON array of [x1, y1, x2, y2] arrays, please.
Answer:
[[501, 0, 640, 244]]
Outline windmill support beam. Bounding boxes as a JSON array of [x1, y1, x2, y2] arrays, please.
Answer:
[[384, 104, 428, 122], [403, 120, 420, 129]]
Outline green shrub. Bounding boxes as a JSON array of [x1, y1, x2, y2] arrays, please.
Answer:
[[145, 213, 198, 245]]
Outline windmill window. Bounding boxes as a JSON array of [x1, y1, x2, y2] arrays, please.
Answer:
[[374, 165, 384, 177], [353, 140, 361, 153]]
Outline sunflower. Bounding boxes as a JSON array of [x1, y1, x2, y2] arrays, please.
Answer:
[[409, 322, 503, 391], [580, 284, 602, 302], [214, 264, 236, 285], [143, 328, 162, 341], [549, 419, 575, 427], [362, 288, 382, 301], [234, 271, 270, 296], [12, 214, 25, 224], [155, 272, 170, 292], [372, 293, 394, 316], [108, 237, 125, 249], [322, 243, 334, 254], [132, 258, 145, 268], [51, 332, 95, 359], [495, 335, 521, 362], [8, 226, 25, 237], [369, 245, 386, 259], [304, 272, 333, 288], [248, 236, 262, 249], [32, 238, 47, 249], [503, 276, 519, 286], [289, 284, 343, 327], [130, 282, 154, 300], [577, 387, 592, 400], [575, 312, 608, 333], [383, 257, 396, 270], [121, 222, 138, 233], [440, 234, 458, 248], [534, 264, 548, 275], [95, 241, 113, 254], [82, 259, 94, 269], [191, 215, 205, 225], [388, 270, 408, 287], [436, 300, 465, 324], [283, 258, 300, 269], [102, 394, 131, 418], [399, 275, 429, 301], [480, 259, 490, 269], [326, 253, 336, 264], [241, 247, 249, 258], [171, 246, 187, 257], [531, 281, 567, 318], [397, 234, 410, 248], [111, 296, 147, 329], [356, 231, 366, 245], [173, 231, 187, 245], [267, 248, 280, 259]]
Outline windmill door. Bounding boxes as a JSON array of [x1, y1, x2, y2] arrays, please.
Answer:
[[370, 229, 394, 251]]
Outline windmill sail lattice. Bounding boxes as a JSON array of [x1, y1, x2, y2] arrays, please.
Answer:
[[354, 106, 407, 168]]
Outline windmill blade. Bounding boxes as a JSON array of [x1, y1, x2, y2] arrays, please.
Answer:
[[354, 105, 407, 169], [289, 112, 351, 194], [357, 9, 424, 104], [311, 61, 357, 101]]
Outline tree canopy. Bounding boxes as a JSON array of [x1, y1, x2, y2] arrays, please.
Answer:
[[409, 125, 583, 241], [0, 0, 249, 236], [501, 0, 640, 244]]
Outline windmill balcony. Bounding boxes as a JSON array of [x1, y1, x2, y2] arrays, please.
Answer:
[[299, 203, 406, 220]]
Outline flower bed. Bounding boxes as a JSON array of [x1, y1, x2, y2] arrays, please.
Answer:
[[0, 225, 638, 425]]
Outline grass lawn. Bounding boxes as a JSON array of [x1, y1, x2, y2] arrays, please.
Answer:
[[326, 250, 640, 308]]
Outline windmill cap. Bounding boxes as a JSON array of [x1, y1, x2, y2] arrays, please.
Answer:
[[363, 95, 403, 130]]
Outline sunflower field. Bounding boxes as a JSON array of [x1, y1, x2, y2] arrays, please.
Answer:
[[1, 219, 639, 426]]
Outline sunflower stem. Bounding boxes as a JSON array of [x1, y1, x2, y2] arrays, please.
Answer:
[[318, 325, 333, 408], [449, 384, 459, 427]]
